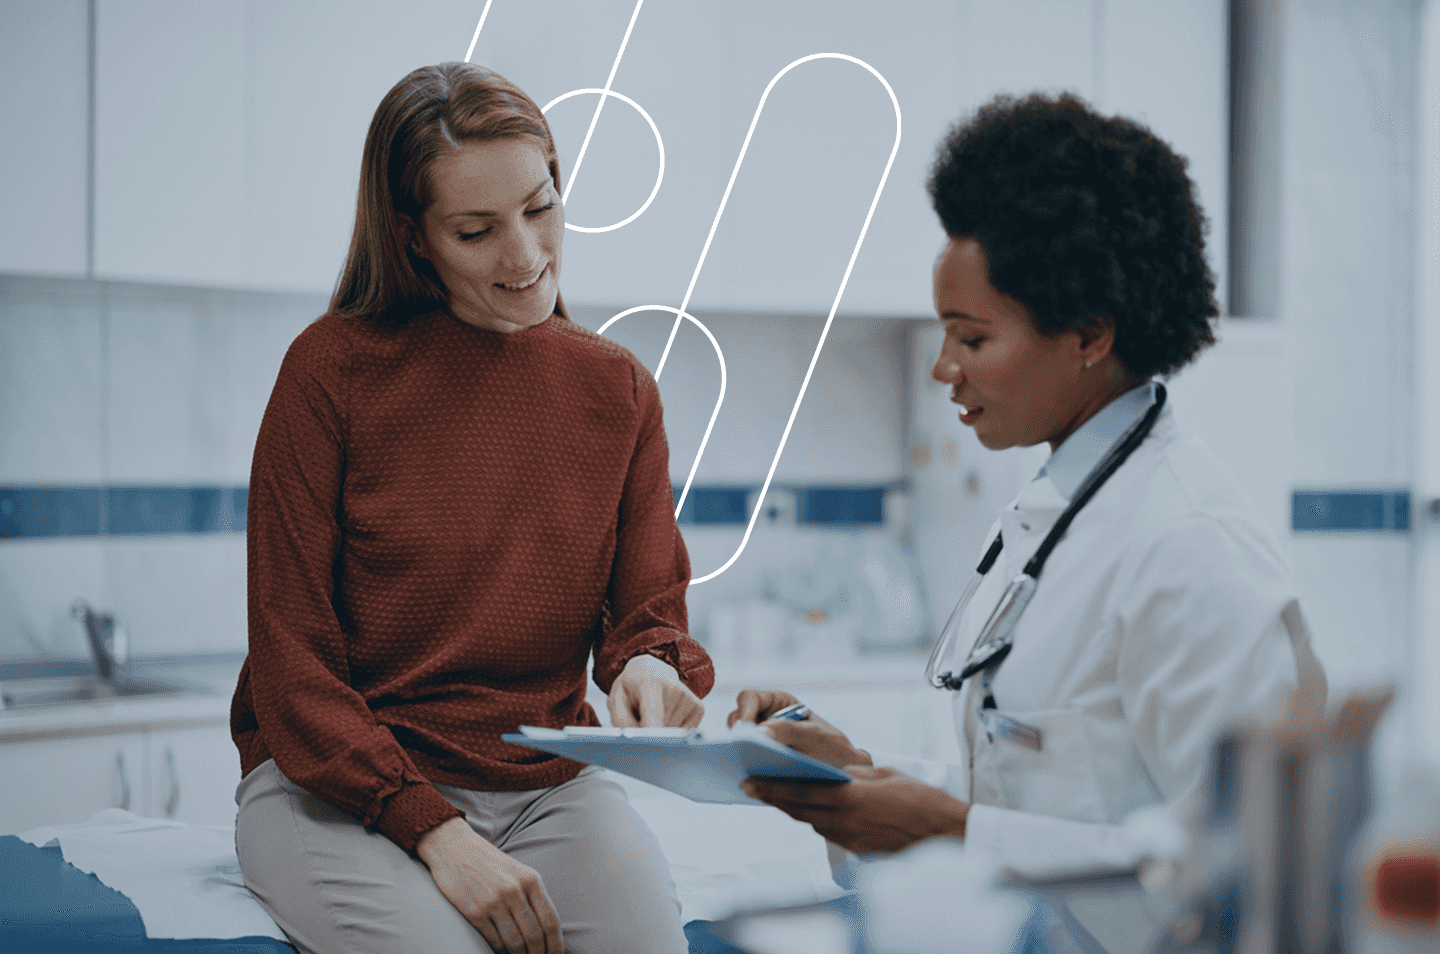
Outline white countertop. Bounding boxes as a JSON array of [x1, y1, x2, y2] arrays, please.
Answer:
[[0, 649, 934, 743], [0, 656, 243, 743]]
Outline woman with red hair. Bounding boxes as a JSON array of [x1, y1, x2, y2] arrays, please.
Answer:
[[231, 62, 710, 954]]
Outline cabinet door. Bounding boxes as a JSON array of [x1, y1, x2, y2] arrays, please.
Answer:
[[145, 723, 241, 828], [1101, 0, 1228, 309], [0, 0, 89, 277], [245, 0, 484, 294], [92, 0, 247, 287], [0, 732, 146, 835]]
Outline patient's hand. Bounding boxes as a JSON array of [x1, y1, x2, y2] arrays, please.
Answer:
[[417, 816, 564, 954], [608, 654, 705, 729], [742, 766, 970, 854]]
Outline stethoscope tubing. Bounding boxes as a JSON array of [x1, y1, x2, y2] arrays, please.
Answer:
[[925, 383, 1168, 691]]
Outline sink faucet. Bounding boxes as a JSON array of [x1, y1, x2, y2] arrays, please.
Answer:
[[71, 599, 128, 682]]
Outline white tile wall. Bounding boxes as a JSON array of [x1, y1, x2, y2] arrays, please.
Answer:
[[570, 306, 909, 484], [0, 537, 106, 658], [104, 285, 317, 484], [0, 279, 104, 483], [3, 282, 910, 660], [102, 535, 249, 656], [1281, 2, 1415, 487], [0, 277, 321, 659], [1166, 318, 1293, 541], [1276, 0, 1421, 766]]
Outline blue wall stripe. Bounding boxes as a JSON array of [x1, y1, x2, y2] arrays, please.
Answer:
[[0, 487, 101, 538], [0, 486, 248, 539], [2, 483, 898, 540], [106, 486, 248, 535], [672, 485, 893, 527], [8, 485, 1417, 538], [1291, 490, 1411, 532]]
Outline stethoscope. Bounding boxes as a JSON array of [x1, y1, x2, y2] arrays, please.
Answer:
[[924, 382, 1168, 694]]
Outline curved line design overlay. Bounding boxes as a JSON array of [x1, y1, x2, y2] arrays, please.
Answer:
[[612, 53, 902, 585], [542, 88, 666, 234]]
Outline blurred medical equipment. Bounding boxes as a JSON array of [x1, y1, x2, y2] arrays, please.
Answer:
[[1151, 685, 1395, 954], [707, 487, 927, 663], [925, 384, 1167, 691], [1346, 760, 1440, 954]]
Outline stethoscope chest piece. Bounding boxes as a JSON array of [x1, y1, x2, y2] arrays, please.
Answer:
[[956, 572, 1036, 682]]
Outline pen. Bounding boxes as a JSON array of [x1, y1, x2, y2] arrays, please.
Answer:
[[767, 702, 811, 722]]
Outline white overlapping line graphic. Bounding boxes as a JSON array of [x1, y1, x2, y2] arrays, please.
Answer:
[[467, 1, 902, 584]]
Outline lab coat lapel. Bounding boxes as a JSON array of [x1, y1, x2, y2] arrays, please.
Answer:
[[997, 475, 1068, 577]]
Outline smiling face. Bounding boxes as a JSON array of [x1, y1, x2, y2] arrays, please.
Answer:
[[408, 138, 563, 333], [931, 237, 1130, 452]]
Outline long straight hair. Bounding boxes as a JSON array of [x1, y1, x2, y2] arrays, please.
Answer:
[[330, 62, 569, 324]]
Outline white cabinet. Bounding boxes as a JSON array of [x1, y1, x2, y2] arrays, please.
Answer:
[[2, 1, 1224, 304], [1101, 0, 1228, 310], [92, 0, 248, 287], [0, 732, 146, 835], [145, 724, 241, 827], [0, 0, 90, 277], [0, 718, 237, 835], [243, 0, 483, 295]]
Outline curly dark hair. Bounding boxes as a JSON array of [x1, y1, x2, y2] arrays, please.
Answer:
[[927, 92, 1217, 378]]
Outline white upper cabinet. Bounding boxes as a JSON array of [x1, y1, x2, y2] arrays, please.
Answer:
[[93, 0, 247, 287], [1101, 0, 1228, 312], [4, 0, 1226, 308], [244, 0, 484, 296], [0, 0, 89, 278], [521, 0, 735, 316], [694, 0, 948, 318]]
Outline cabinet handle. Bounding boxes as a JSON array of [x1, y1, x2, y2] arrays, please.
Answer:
[[164, 746, 180, 818], [115, 751, 131, 811]]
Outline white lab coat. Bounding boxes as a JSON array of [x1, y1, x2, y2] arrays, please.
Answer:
[[873, 405, 1326, 875]]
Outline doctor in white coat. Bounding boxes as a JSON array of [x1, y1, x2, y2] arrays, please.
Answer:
[[732, 92, 1326, 872]]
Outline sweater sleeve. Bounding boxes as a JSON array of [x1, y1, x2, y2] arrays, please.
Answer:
[[591, 355, 715, 697], [244, 323, 462, 855]]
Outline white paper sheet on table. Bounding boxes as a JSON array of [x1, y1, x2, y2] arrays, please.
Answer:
[[614, 771, 845, 922], [18, 808, 288, 942], [16, 772, 843, 935]]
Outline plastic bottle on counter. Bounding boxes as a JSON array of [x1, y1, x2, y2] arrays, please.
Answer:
[[1346, 760, 1440, 954]]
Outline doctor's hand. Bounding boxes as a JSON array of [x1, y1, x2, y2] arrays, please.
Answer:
[[417, 816, 564, 954], [742, 766, 971, 855], [608, 654, 705, 729], [727, 688, 802, 725], [728, 689, 873, 771]]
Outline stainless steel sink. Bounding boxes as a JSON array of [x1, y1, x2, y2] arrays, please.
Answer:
[[0, 674, 203, 711]]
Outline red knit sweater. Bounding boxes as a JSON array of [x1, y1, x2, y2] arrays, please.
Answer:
[[231, 309, 713, 854]]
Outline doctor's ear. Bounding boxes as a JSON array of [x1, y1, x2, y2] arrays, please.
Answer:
[[1076, 315, 1117, 365]]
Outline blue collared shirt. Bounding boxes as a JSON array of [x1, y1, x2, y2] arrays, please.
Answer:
[[1036, 381, 1159, 501]]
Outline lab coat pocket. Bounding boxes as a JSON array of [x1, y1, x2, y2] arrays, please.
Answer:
[[975, 707, 1107, 824]]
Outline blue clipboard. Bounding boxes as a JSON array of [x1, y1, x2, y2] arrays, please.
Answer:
[[501, 726, 852, 806]]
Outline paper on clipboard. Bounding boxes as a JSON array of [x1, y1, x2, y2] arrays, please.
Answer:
[[501, 725, 852, 806]]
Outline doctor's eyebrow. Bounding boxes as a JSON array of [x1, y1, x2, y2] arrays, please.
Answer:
[[444, 178, 554, 219], [939, 311, 990, 324]]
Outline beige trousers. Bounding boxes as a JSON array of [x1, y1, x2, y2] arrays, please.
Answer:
[[235, 759, 687, 954]]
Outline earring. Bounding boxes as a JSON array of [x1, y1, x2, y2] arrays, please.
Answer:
[[1083, 359, 1092, 369]]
